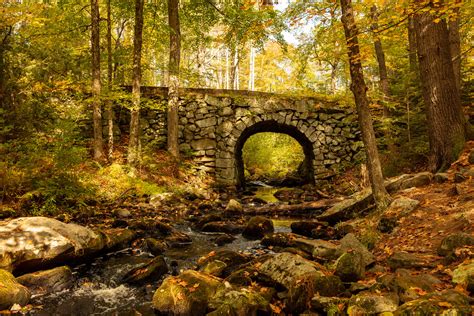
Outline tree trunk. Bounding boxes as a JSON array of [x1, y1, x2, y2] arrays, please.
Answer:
[[340, 0, 391, 210], [91, 0, 104, 160], [0, 27, 11, 108], [414, 1, 465, 172], [248, 45, 255, 91], [106, 0, 114, 160], [448, 4, 461, 92], [370, 5, 390, 117], [225, 47, 230, 89], [329, 62, 338, 94], [408, 16, 417, 72], [229, 45, 238, 90], [167, 0, 181, 158], [128, 0, 144, 165]]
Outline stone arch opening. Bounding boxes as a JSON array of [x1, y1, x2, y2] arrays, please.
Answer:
[[235, 120, 315, 189]]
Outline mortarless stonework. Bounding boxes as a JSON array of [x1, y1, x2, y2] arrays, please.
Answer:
[[115, 87, 362, 186]]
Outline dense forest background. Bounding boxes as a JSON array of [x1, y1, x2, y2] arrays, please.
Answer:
[[1, 0, 473, 214]]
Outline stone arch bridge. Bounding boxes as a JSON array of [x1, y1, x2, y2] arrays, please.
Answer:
[[122, 87, 361, 187]]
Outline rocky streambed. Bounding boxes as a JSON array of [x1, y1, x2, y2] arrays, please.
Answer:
[[1, 172, 473, 315]]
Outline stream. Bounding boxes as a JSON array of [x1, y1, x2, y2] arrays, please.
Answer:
[[30, 186, 296, 315]]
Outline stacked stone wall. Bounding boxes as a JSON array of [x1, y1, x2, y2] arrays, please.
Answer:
[[114, 87, 362, 185]]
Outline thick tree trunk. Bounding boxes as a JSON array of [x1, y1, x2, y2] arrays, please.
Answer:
[[408, 16, 417, 72], [167, 0, 181, 158], [91, 0, 104, 160], [128, 0, 144, 165], [106, 0, 114, 160], [370, 5, 390, 117], [414, 2, 465, 171], [340, 0, 391, 210], [448, 5, 461, 92]]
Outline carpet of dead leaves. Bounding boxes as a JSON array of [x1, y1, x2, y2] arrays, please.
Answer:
[[371, 141, 473, 292]]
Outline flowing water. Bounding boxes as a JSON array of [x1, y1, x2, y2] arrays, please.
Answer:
[[30, 223, 294, 315], [30, 186, 296, 315]]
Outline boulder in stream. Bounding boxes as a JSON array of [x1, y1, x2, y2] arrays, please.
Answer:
[[242, 216, 274, 240], [152, 270, 224, 315], [287, 273, 345, 314], [290, 220, 330, 238], [347, 292, 399, 314], [99, 228, 136, 250], [0, 269, 30, 310], [311, 295, 348, 314], [395, 289, 472, 315], [0, 217, 105, 273], [198, 250, 250, 278], [145, 238, 168, 256], [212, 234, 236, 246], [225, 199, 243, 214], [122, 256, 168, 284], [261, 232, 338, 259], [257, 252, 325, 290], [207, 287, 271, 315], [16, 266, 73, 296]]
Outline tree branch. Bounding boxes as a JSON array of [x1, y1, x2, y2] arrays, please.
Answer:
[[1, 26, 13, 47]]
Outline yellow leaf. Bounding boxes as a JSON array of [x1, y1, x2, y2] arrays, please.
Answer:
[[269, 303, 282, 314], [433, 18, 441, 23], [438, 302, 453, 308], [410, 287, 427, 296]]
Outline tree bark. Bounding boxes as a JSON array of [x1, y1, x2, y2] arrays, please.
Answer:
[[0, 27, 12, 108], [229, 44, 239, 90], [248, 45, 255, 91], [408, 16, 417, 72], [128, 0, 144, 165], [106, 0, 114, 160], [448, 4, 461, 92], [167, 0, 181, 158], [329, 62, 338, 94], [414, 1, 465, 172], [340, 0, 391, 210], [91, 0, 104, 160], [370, 5, 390, 117]]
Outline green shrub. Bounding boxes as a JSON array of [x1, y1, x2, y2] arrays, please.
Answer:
[[242, 132, 304, 181]]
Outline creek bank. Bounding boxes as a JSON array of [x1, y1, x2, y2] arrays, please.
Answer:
[[1, 166, 473, 314], [149, 169, 473, 315]]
